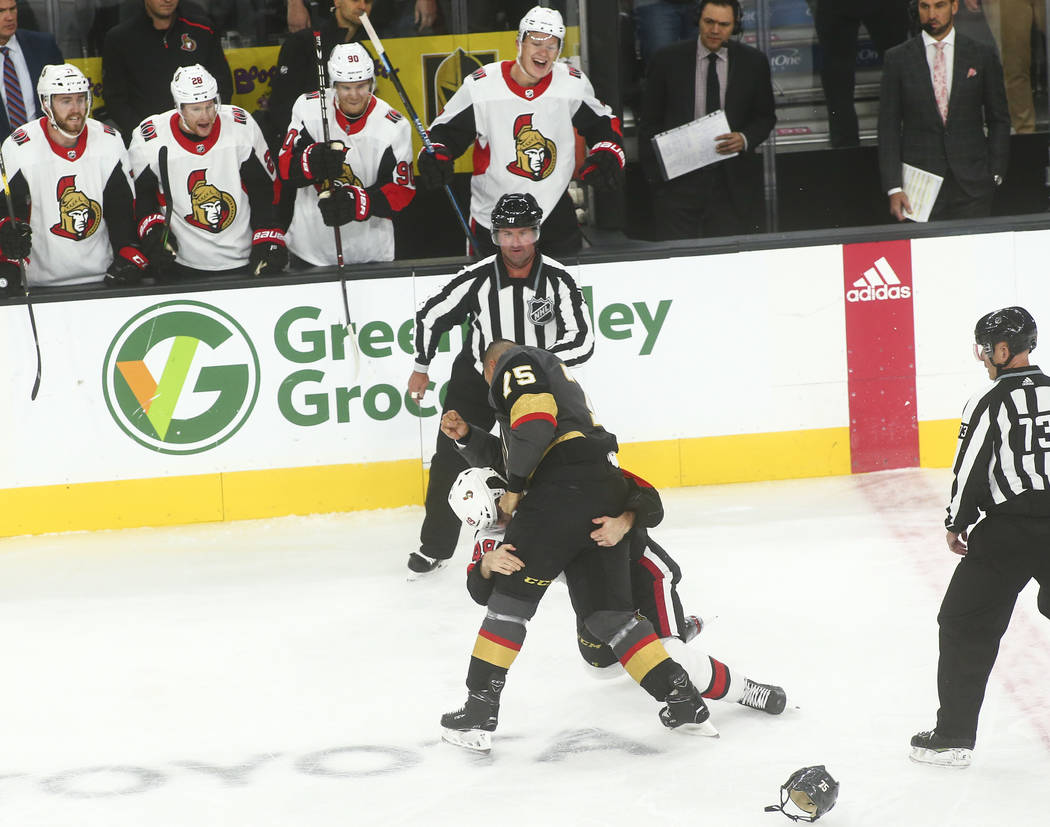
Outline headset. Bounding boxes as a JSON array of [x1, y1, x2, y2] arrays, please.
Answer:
[[697, 0, 743, 36]]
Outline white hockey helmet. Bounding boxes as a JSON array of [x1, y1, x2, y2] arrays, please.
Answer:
[[518, 5, 565, 45], [37, 64, 92, 135], [328, 42, 376, 91], [170, 64, 220, 107], [448, 467, 508, 530]]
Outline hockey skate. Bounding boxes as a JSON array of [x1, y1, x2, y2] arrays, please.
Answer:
[[681, 615, 704, 643], [738, 678, 787, 715], [407, 552, 445, 580], [440, 678, 504, 753], [659, 670, 719, 737], [909, 729, 974, 768]]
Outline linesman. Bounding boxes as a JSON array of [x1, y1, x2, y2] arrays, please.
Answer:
[[406, 191, 592, 576], [911, 306, 1050, 768]]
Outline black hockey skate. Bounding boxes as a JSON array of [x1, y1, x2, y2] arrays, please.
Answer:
[[407, 552, 445, 579], [909, 729, 974, 768], [659, 670, 718, 737], [440, 678, 504, 753], [738, 678, 787, 715]]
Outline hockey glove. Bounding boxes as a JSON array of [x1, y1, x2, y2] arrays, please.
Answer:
[[578, 141, 626, 191], [0, 216, 32, 261], [318, 185, 371, 226], [249, 229, 288, 276], [302, 141, 347, 183], [416, 143, 453, 190], [104, 246, 149, 286]]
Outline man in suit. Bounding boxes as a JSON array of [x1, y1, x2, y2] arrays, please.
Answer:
[[640, 0, 775, 239], [0, 0, 62, 143], [877, 0, 1009, 221]]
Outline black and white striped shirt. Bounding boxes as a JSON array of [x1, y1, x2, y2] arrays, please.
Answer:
[[413, 253, 593, 375], [947, 365, 1050, 532]]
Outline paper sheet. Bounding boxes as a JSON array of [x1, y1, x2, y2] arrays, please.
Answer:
[[901, 163, 944, 223], [651, 110, 738, 181]]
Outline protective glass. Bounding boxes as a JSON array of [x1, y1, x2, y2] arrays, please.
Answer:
[[973, 342, 991, 362]]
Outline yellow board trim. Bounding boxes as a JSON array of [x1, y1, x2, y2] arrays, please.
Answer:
[[0, 423, 955, 538]]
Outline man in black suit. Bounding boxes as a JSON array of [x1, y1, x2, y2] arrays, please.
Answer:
[[640, 0, 775, 239], [877, 0, 1009, 221], [0, 0, 62, 143]]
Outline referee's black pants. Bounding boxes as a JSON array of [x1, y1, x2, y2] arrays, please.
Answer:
[[418, 349, 494, 560], [935, 515, 1050, 743]]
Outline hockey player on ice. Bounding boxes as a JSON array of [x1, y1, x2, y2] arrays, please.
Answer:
[[444, 460, 788, 745]]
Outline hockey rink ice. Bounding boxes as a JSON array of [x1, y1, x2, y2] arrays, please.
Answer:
[[2, 468, 1049, 826]]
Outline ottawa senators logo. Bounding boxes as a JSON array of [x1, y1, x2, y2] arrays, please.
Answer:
[[50, 175, 102, 240], [180, 33, 197, 52], [184, 169, 236, 232], [506, 114, 556, 181], [314, 160, 362, 194]]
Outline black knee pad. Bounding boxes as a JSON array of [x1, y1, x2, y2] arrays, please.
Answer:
[[577, 621, 617, 668], [583, 609, 637, 645], [487, 591, 539, 623]]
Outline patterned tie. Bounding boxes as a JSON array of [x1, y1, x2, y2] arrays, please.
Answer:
[[706, 52, 721, 115], [1, 46, 25, 130], [933, 42, 948, 124]]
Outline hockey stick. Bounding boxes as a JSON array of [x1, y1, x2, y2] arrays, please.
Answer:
[[0, 148, 41, 400], [358, 11, 479, 253], [158, 145, 174, 251]]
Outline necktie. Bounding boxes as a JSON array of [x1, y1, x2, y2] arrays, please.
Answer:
[[1, 46, 25, 130], [933, 42, 948, 124], [706, 52, 720, 115]]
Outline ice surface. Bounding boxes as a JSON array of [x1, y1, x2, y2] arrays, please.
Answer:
[[1, 468, 1048, 826]]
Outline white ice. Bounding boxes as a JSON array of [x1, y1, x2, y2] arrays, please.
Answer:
[[2, 468, 1048, 826]]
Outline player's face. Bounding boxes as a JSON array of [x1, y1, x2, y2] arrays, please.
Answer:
[[144, 0, 178, 22], [699, 3, 735, 52], [495, 226, 538, 269], [0, 0, 17, 41], [333, 0, 372, 28], [50, 93, 88, 134], [334, 79, 372, 118], [918, 0, 957, 39], [517, 31, 560, 83], [180, 100, 218, 137]]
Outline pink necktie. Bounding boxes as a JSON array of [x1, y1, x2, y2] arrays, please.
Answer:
[[933, 42, 948, 124]]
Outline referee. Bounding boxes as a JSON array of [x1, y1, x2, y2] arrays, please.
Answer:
[[911, 306, 1050, 768], [405, 192, 593, 576]]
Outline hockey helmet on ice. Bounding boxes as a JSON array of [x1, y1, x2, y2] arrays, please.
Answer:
[[764, 765, 839, 822], [974, 306, 1037, 365], [448, 467, 507, 530]]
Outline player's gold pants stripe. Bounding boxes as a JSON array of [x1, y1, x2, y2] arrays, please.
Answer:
[[620, 637, 670, 684], [472, 630, 521, 670]]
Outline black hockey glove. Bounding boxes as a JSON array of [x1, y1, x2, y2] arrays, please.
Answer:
[[303, 141, 347, 183], [0, 216, 32, 261], [104, 245, 149, 286], [578, 141, 625, 191], [318, 185, 371, 226], [249, 229, 288, 276], [417, 143, 453, 190]]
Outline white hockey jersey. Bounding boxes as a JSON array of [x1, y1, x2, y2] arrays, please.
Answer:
[[428, 60, 621, 230], [128, 106, 277, 272], [0, 117, 133, 287], [278, 91, 415, 265]]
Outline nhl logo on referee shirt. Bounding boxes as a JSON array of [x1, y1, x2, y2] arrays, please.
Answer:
[[528, 296, 554, 324]]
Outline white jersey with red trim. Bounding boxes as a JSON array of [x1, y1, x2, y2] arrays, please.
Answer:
[[279, 91, 414, 265], [128, 106, 276, 271], [0, 117, 130, 287], [428, 60, 621, 230]]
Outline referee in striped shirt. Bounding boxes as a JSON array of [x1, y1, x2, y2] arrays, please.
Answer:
[[405, 192, 593, 576], [911, 306, 1050, 768]]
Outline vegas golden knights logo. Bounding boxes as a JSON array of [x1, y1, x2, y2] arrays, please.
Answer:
[[507, 113, 556, 181], [423, 48, 497, 125], [50, 175, 102, 240], [184, 168, 236, 232]]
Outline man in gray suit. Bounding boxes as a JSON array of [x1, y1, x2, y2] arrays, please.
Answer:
[[877, 0, 1009, 221]]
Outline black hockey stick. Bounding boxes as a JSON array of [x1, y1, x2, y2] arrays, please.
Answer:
[[0, 149, 41, 400], [358, 11, 479, 253], [158, 145, 174, 251]]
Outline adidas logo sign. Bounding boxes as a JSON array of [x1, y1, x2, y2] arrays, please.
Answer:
[[846, 257, 912, 303]]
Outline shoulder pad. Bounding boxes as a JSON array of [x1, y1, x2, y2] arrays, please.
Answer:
[[10, 127, 29, 145], [140, 120, 158, 141]]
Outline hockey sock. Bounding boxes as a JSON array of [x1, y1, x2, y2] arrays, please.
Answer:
[[661, 638, 742, 702], [466, 593, 535, 690]]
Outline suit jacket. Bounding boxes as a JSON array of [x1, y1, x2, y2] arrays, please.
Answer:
[[877, 32, 1009, 198], [0, 29, 63, 143], [640, 38, 776, 215]]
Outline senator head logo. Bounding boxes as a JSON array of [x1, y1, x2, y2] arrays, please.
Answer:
[[507, 113, 556, 181], [51, 175, 102, 240], [102, 301, 260, 454], [185, 169, 237, 232]]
